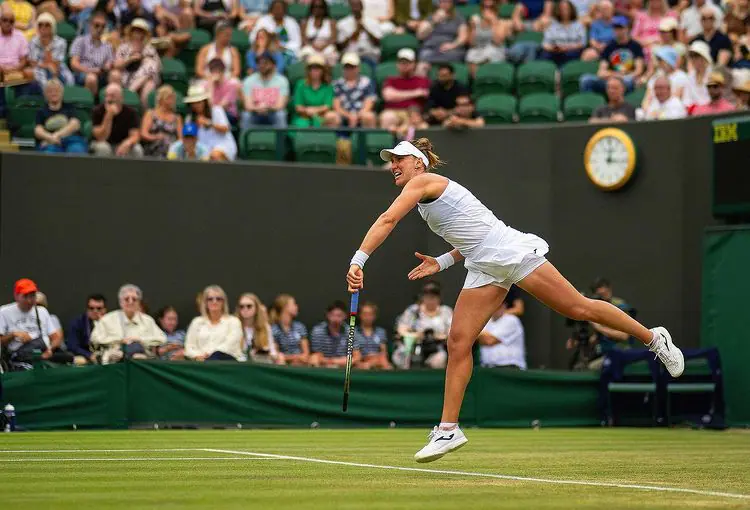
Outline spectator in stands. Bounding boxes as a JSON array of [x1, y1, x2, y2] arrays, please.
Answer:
[[504, 285, 525, 317], [183, 83, 237, 160], [205, 57, 241, 123], [639, 74, 687, 119], [724, 0, 749, 43], [29, 13, 73, 87], [91, 82, 144, 157], [70, 11, 114, 97], [642, 46, 688, 108], [113, 18, 161, 107], [683, 40, 712, 107], [733, 30, 750, 69], [241, 50, 289, 128], [66, 0, 97, 33], [354, 302, 393, 370], [155, 305, 185, 360], [692, 6, 732, 67], [362, 0, 394, 35], [7, 0, 36, 40], [583, 0, 615, 60], [118, 0, 156, 32], [33, 292, 61, 342], [580, 15, 644, 93], [733, 78, 750, 109], [425, 63, 465, 125], [379, 48, 430, 131], [35, 79, 87, 154], [34, 0, 64, 23], [167, 122, 209, 159], [0, 279, 65, 368], [250, 0, 302, 61], [67, 293, 107, 365], [416, 0, 467, 75], [443, 92, 485, 129], [331, 52, 377, 128], [0, 4, 34, 97], [246, 28, 285, 73], [466, 0, 508, 76], [389, 104, 428, 140], [269, 293, 310, 366], [196, 21, 241, 83], [680, 0, 722, 43], [140, 84, 182, 158], [236, 292, 283, 364], [90, 283, 166, 364], [154, 0, 195, 44], [631, 0, 676, 57], [540, 0, 586, 66], [477, 300, 527, 369], [511, 0, 553, 35], [300, 0, 338, 66], [653, 18, 686, 68], [309, 300, 361, 368], [395, 281, 452, 370], [337, 0, 382, 66], [194, 0, 234, 33], [184, 285, 244, 361], [235, 0, 270, 33], [589, 76, 636, 122], [691, 71, 736, 114], [391, 0, 433, 34], [292, 53, 337, 128]]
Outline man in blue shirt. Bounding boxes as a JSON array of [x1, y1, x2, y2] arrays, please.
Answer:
[[167, 123, 210, 160]]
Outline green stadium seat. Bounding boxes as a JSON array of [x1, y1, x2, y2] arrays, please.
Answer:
[[8, 95, 44, 139], [563, 92, 605, 122], [100, 87, 141, 111], [625, 87, 646, 107], [231, 29, 250, 54], [146, 89, 187, 115], [474, 62, 515, 98], [287, 3, 309, 20], [499, 3, 516, 18], [375, 61, 399, 89], [428, 62, 469, 87], [161, 57, 189, 95], [456, 4, 480, 19], [518, 93, 560, 123], [516, 60, 556, 96], [239, 130, 280, 161], [57, 21, 77, 44], [293, 131, 337, 164], [560, 59, 599, 97], [179, 28, 211, 76], [380, 33, 420, 62], [350, 131, 395, 165], [329, 3, 351, 20], [513, 30, 544, 44], [332, 63, 374, 81], [63, 85, 94, 109], [476, 93, 517, 124], [286, 61, 307, 89]]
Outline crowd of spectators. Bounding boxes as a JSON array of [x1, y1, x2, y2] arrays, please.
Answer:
[[0, 278, 529, 372]]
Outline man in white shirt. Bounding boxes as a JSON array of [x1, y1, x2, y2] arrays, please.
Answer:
[[477, 301, 527, 370], [337, 0, 383, 63], [0, 279, 63, 368], [641, 76, 687, 120], [680, 0, 722, 42]]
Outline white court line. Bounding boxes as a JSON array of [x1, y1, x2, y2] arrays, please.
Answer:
[[0, 449, 200, 453], [0, 457, 285, 463], [204, 448, 750, 501]]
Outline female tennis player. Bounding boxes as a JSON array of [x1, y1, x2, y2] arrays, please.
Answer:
[[346, 138, 684, 464]]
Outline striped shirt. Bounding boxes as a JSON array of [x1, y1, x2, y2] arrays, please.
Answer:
[[310, 321, 360, 358], [70, 35, 114, 70], [356, 326, 387, 356], [271, 320, 308, 355], [542, 21, 587, 47]]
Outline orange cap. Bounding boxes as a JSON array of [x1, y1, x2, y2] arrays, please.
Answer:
[[14, 278, 38, 295]]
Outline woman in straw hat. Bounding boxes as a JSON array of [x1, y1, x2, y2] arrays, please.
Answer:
[[29, 12, 74, 87], [183, 83, 237, 161], [683, 40, 713, 108], [732, 78, 750, 109], [113, 18, 161, 108]]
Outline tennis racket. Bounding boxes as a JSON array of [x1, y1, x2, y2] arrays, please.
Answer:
[[342, 291, 359, 412]]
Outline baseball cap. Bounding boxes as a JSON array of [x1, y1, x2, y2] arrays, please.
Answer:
[[14, 278, 38, 295], [341, 52, 360, 66], [183, 122, 198, 137], [612, 15, 629, 27], [397, 48, 416, 61], [380, 140, 429, 168], [707, 72, 725, 86]]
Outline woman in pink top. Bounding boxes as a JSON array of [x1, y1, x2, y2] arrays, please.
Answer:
[[631, 0, 676, 59]]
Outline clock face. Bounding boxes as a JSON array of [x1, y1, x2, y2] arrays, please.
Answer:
[[584, 128, 636, 191]]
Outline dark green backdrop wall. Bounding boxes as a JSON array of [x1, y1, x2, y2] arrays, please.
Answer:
[[0, 115, 720, 369]]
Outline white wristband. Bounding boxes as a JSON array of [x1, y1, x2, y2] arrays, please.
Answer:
[[350, 250, 369, 268], [436, 252, 455, 272]]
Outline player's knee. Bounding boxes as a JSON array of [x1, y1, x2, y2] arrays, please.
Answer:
[[446, 332, 473, 356]]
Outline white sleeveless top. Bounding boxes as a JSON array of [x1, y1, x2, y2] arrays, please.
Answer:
[[205, 43, 234, 79], [417, 179, 507, 258]]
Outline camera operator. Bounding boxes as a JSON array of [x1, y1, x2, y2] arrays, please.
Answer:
[[395, 281, 453, 369], [566, 277, 636, 371]]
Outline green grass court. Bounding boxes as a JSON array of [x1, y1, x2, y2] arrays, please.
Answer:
[[1, 429, 748, 509]]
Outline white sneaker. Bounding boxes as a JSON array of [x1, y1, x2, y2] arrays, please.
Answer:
[[414, 426, 468, 463], [649, 327, 684, 378]]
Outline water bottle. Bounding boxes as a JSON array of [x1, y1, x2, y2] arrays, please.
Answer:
[[3, 403, 16, 432]]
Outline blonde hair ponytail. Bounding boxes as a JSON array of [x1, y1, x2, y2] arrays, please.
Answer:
[[411, 137, 444, 170]]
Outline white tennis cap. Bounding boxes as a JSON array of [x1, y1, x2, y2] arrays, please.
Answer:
[[380, 141, 429, 168], [397, 48, 416, 61]]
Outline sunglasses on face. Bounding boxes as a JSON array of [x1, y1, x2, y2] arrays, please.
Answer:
[[88, 306, 105, 311], [707, 83, 721, 88], [206, 296, 224, 302], [38, 22, 51, 27], [239, 303, 255, 309], [701, 16, 714, 21], [92, 22, 105, 28], [122, 296, 139, 303], [1, 17, 14, 22]]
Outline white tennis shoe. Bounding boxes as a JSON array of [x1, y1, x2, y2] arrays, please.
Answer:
[[649, 327, 684, 378], [414, 426, 468, 463]]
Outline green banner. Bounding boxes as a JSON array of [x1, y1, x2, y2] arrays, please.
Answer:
[[2, 362, 600, 430]]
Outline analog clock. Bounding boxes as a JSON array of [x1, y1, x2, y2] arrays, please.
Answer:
[[583, 128, 637, 191]]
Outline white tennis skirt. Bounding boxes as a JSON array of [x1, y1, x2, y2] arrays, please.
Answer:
[[463, 226, 549, 290]]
